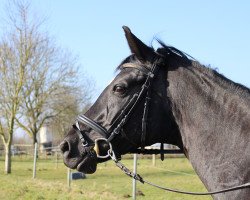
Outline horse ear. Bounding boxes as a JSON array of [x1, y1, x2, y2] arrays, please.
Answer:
[[122, 26, 155, 62]]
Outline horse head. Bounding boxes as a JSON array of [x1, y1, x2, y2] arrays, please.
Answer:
[[60, 27, 182, 174]]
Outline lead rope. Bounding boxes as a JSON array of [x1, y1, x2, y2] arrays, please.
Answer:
[[108, 150, 250, 196]]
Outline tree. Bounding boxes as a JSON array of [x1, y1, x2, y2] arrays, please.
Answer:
[[12, 2, 92, 145], [0, 1, 93, 173], [49, 90, 92, 145], [0, 1, 27, 172]]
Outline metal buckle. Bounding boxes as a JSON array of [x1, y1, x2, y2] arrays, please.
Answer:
[[108, 149, 118, 162], [74, 122, 89, 147], [93, 138, 113, 159]]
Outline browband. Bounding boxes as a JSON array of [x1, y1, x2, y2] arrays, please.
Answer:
[[121, 63, 151, 75]]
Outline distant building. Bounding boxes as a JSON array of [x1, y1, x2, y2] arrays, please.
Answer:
[[147, 143, 179, 150], [38, 123, 53, 154]]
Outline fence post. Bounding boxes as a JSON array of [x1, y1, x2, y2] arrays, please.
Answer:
[[33, 142, 38, 179], [152, 154, 156, 166], [132, 154, 137, 200], [67, 168, 71, 188], [55, 150, 58, 169]]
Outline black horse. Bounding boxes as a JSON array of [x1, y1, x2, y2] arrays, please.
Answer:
[[60, 27, 250, 200]]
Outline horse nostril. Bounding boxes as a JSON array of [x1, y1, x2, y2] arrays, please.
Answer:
[[60, 140, 69, 153]]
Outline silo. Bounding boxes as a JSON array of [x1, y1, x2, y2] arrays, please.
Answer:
[[39, 124, 53, 154]]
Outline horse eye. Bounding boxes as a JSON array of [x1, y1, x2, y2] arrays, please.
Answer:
[[113, 85, 126, 94]]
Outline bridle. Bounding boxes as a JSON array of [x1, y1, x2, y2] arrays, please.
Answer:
[[72, 58, 250, 196], [73, 57, 163, 159]]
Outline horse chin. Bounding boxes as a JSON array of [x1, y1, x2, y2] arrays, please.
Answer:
[[76, 153, 97, 174]]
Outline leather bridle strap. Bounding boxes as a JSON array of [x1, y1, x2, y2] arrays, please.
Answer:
[[77, 115, 108, 137], [141, 61, 158, 150], [107, 59, 161, 147]]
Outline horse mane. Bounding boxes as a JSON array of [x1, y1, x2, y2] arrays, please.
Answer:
[[155, 39, 195, 61], [156, 40, 250, 98]]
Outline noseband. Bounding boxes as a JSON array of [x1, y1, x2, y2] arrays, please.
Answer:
[[73, 58, 163, 158]]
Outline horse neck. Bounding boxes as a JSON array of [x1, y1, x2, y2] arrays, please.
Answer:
[[167, 62, 250, 199]]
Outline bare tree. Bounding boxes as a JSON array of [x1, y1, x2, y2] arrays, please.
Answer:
[[0, 1, 93, 173], [0, 1, 27, 173], [13, 2, 92, 144], [49, 90, 92, 145]]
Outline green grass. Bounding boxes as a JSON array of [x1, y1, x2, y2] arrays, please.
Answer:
[[0, 156, 212, 200]]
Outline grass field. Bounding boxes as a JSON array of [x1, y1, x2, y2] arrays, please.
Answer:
[[0, 155, 212, 200]]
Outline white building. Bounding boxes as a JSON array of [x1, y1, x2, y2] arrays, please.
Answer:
[[38, 124, 53, 153]]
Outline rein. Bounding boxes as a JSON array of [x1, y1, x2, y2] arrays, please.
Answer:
[[107, 147, 250, 196]]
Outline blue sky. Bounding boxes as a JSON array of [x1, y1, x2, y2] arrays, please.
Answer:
[[0, 0, 249, 101]]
